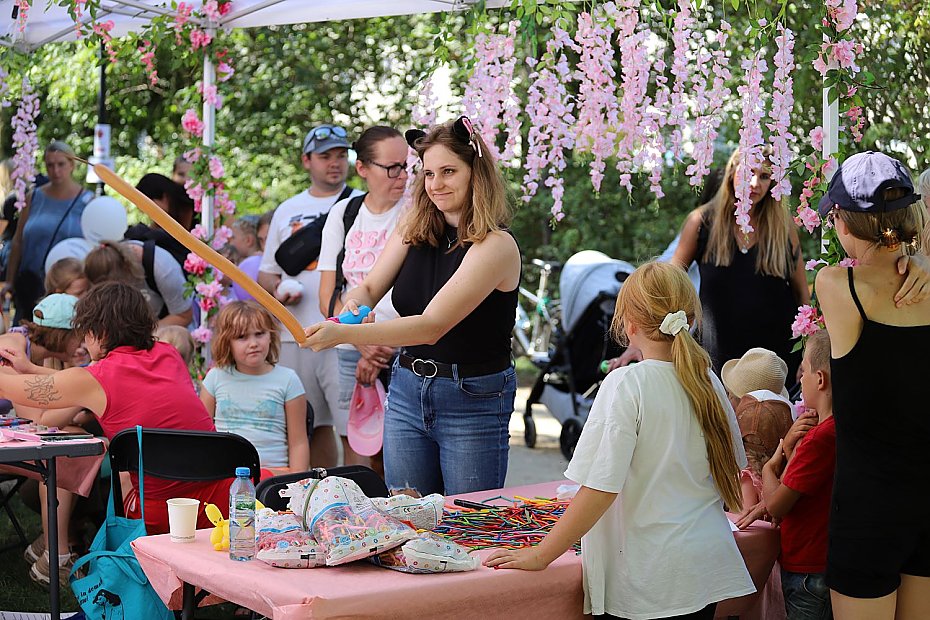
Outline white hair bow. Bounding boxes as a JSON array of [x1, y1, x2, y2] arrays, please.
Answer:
[[659, 311, 689, 336]]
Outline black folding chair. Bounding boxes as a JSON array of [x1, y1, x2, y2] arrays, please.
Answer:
[[108, 428, 261, 516], [255, 466, 388, 511]]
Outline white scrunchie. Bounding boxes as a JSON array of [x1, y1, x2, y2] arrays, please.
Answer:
[[659, 311, 689, 336]]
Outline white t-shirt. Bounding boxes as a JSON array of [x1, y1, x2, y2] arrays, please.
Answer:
[[317, 195, 404, 323], [259, 186, 364, 341], [124, 240, 191, 316], [202, 364, 305, 468], [564, 360, 755, 619]]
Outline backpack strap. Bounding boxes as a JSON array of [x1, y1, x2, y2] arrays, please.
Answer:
[[334, 185, 353, 205], [142, 240, 169, 319], [328, 193, 367, 317]]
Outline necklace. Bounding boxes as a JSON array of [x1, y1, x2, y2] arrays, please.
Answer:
[[736, 228, 754, 254], [445, 230, 458, 249]]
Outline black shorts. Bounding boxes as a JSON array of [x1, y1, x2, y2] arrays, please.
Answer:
[[827, 527, 930, 598]]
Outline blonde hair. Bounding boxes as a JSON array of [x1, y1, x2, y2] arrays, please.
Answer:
[[917, 168, 930, 211], [804, 329, 832, 375], [45, 257, 85, 294], [0, 159, 13, 200], [612, 261, 742, 510], [210, 301, 280, 369], [155, 325, 196, 365], [703, 146, 794, 278], [837, 188, 927, 256], [404, 119, 511, 249]]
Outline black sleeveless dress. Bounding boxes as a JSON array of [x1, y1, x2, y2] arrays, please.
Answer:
[[696, 211, 800, 381], [826, 268, 930, 596]]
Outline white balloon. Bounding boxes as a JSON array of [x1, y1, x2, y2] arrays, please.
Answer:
[[80, 195, 128, 244], [45, 237, 94, 273]]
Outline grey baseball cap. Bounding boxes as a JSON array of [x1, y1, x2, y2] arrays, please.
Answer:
[[818, 151, 921, 216], [302, 124, 350, 155]]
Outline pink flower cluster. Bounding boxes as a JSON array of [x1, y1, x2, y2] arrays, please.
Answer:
[[208, 155, 225, 179], [217, 61, 235, 82], [826, 0, 857, 31], [191, 326, 212, 345], [734, 53, 769, 235], [846, 105, 864, 143], [181, 109, 205, 137], [666, 0, 695, 161], [10, 77, 39, 212], [462, 22, 520, 163], [686, 22, 732, 186], [138, 40, 159, 86], [211, 225, 233, 250], [92, 20, 118, 63], [190, 29, 213, 50], [791, 305, 825, 339], [199, 83, 222, 109], [522, 31, 576, 221], [15, 0, 29, 32], [810, 126, 825, 153], [794, 156, 836, 233], [573, 5, 617, 192], [767, 25, 796, 201], [184, 253, 208, 276]]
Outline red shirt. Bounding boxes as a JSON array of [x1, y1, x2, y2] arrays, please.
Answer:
[[780, 415, 836, 573], [87, 342, 230, 533]]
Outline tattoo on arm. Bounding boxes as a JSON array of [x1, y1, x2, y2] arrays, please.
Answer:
[[24, 376, 63, 407]]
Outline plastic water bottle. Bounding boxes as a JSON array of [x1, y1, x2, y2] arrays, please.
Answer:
[[228, 466, 256, 562]]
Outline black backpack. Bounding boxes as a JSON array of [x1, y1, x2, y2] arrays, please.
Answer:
[[273, 185, 354, 276], [327, 193, 367, 316], [141, 240, 169, 319]]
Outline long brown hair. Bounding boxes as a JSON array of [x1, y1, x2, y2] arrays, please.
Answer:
[[211, 301, 280, 369], [404, 119, 511, 249], [612, 262, 742, 510], [704, 146, 793, 278]]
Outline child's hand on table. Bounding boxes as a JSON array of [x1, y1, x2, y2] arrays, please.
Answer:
[[484, 546, 550, 571]]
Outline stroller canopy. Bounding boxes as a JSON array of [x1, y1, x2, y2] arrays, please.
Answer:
[[559, 251, 636, 333]]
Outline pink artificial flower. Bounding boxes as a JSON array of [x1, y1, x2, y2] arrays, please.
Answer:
[[189, 29, 213, 50], [812, 54, 829, 77], [810, 126, 825, 153], [795, 206, 822, 234], [805, 259, 827, 271], [184, 253, 208, 275], [175, 2, 193, 29], [216, 61, 235, 82], [196, 280, 225, 299], [191, 326, 212, 344], [208, 156, 225, 179], [181, 109, 204, 137], [838, 257, 860, 267], [191, 225, 209, 240], [183, 147, 203, 163], [791, 304, 825, 338], [201, 84, 222, 109], [211, 225, 233, 250], [202, 0, 221, 20]]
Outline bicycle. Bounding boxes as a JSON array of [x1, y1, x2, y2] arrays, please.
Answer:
[[512, 258, 562, 366]]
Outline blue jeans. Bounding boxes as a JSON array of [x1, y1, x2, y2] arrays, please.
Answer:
[[782, 570, 833, 620], [382, 362, 515, 496]]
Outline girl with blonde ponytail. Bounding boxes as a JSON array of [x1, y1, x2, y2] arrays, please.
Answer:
[[486, 261, 754, 620]]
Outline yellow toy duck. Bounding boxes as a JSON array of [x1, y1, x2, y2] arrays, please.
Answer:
[[205, 500, 264, 551]]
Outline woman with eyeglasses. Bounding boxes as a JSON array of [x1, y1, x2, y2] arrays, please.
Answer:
[[305, 117, 521, 497], [316, 126, 408, 470]]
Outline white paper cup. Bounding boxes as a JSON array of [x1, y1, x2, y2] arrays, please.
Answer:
[[166, 498, 200, 543]]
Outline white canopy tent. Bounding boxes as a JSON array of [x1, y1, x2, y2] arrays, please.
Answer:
[[0, 0, 507, 229]]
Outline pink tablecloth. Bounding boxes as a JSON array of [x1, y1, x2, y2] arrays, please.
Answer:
[[133, 481, 784, 620], [0, 438, 106, 497]]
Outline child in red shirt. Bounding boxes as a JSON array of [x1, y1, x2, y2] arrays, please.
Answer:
[[762, 329, 836, 620]]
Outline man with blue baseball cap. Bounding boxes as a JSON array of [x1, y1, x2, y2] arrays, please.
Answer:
[[259, 124, 364, 468]]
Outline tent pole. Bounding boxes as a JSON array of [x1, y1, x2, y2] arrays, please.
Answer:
[[96, 41, 107, 195], [202, 27, 217, 238]]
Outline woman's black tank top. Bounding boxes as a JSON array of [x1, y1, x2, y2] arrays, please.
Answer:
[[391, 225, 518, 364], [830, 268, 930, 532]]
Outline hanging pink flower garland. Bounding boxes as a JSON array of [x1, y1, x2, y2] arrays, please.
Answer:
[[666, 0, 695, 161], [685, 22, 732, 187], [734, 52, 768, 236], [572, 4, 617, 193], [767, 25, 796, 202], [10, 77, 40, 213], [462, 21, 520, 163], [613, 0, 648, 193], [522, 28, 576, 221]]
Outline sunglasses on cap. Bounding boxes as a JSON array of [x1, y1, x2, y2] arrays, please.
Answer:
[[304, 125, 348, 152]]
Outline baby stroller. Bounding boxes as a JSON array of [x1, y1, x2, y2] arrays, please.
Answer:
[[523, 251, 636, 459]]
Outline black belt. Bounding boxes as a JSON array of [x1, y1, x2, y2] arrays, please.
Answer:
[[398, 352, 511, 379]]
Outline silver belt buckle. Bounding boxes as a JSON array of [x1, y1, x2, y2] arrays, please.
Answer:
[[412, 358, 438, 378]]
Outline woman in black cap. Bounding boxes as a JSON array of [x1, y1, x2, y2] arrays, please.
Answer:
[[815, 151, 930, 619]]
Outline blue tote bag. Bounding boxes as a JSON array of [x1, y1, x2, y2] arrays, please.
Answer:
[[70, 426, 174, 620]]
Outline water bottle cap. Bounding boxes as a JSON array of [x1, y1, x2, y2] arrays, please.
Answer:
[[235, 467, 251, 477]]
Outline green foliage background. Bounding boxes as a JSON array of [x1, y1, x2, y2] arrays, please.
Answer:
[[0, 1, 927, 270]]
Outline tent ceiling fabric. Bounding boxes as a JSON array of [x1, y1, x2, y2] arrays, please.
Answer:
[[0, 0, 507, 52]]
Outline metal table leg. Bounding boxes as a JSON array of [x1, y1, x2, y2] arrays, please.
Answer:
[[182, 581, 196, 620], [46, 456, 60, 620]]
